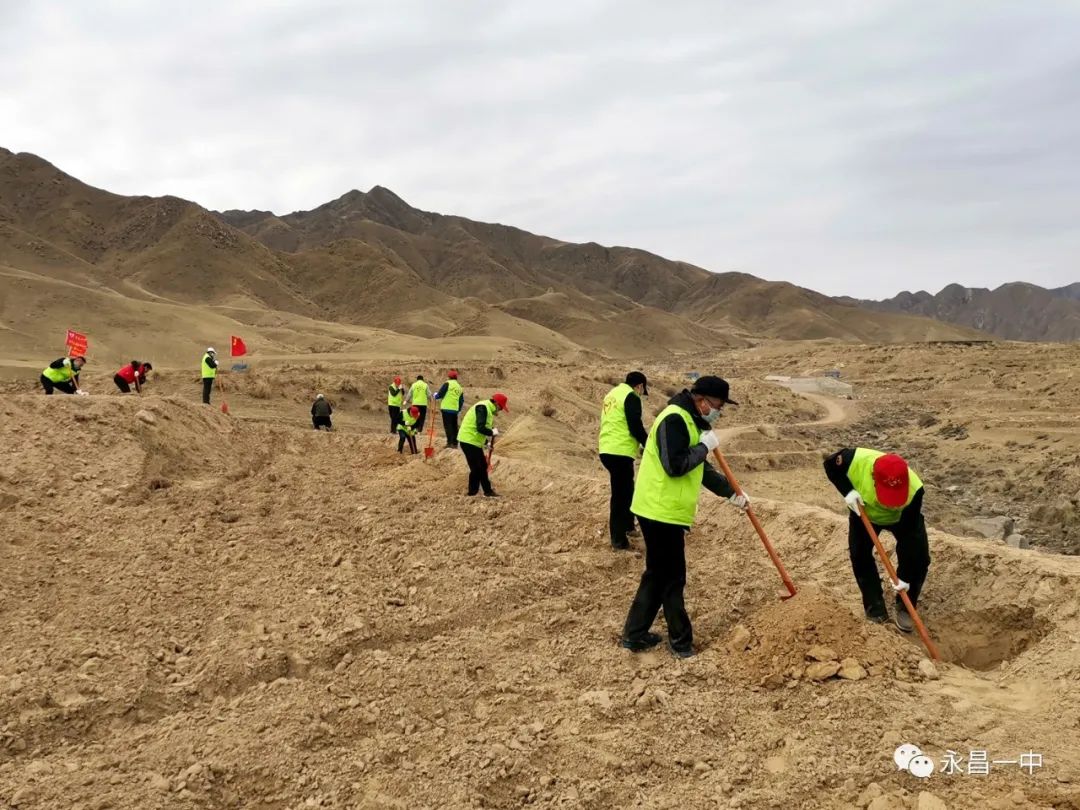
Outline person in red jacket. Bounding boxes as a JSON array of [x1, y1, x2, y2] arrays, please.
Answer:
[[113, 361, 152, 394]]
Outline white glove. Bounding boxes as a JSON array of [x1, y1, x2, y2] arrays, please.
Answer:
[[492, 428, 499, 437], [700, 431, 720, 451], [75, 389, 89, 397], [728, 492, 750, 511], [891, 578, 910, 593], [844, 490, 864, 514]]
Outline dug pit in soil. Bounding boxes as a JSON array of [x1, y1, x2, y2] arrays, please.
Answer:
[[931, 605, 1049, 670]]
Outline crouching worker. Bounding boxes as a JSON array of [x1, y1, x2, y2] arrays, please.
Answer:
[[311, 393, 333, 431], [41, 355, 86, 395], [824, 448, 929, 632], [114, 360, 152, 393], [397, 405, 420, 454]]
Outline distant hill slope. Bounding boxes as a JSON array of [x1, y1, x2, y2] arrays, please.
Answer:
[[856, 283, 1080, 341], [217, 187, 982, 343], [0, 145, 983, 366]]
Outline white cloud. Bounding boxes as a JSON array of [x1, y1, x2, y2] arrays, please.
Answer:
[[3, 0, 1079, 297]]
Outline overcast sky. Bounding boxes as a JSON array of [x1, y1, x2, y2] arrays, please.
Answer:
[[3, 1, 1079, 298]]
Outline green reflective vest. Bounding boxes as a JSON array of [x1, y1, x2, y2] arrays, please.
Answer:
[[458, 401, 494, 448], [397, 411, 418, 435], [42, 360, 75, 384], [388, 384, 403, 407], [410, 380, 428, 407], [631, 404, 704, 527], [442, 380, 463, 412], [847, 447, 923, 526], [201, 353, 217, 379], [598, 383, 640, 457]]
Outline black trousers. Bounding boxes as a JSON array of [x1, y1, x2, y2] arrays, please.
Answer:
[[414, 405, 428, 434], [599, 454, 636, 545], [41, 375, 77, 395], [202, 377, 214, 404], [313, 415, 332, 431], [623, 516, 692, 651], [848, 511, 930, 612], [388, 406, 401, 434], [461, 442, 493, 495], [442, 410, 460, 447], [114, 374, 132, 393], [397, 432, 417, 453]]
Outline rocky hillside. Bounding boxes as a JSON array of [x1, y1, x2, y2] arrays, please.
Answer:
[[1, 145, 982, 365], [860, 282, 1080, 341]]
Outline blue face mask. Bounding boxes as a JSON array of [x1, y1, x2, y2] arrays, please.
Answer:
[[703, 406, 722, 425]]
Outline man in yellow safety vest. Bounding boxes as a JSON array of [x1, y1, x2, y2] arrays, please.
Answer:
[[598, 371, 649, 550], [824, 448, 928, 632], [621, 376, 747, 658], [387, 376, 404, 434], [40, 355, 86, 395], [433, 370, 465, 448], [201, 348, 218, 405], [458, 393, 508, 497], [408, 375, 429, 433]]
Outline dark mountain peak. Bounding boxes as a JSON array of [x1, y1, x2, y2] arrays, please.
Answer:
[[868, 281, 1080, 341]]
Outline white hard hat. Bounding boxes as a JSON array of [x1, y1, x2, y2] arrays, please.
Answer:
[[316, 393, 324, 399], [206, 347, 216, 354]]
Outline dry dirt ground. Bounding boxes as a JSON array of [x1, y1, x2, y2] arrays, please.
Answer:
[[2, 343, 1080, 809]]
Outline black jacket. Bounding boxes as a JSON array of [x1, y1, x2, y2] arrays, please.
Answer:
[[312, 399, 333, 418], [623, 391, 648, 448], [824, 447, 924, 525], [472, 402, 494, 437], [654, 390, 734, 498]]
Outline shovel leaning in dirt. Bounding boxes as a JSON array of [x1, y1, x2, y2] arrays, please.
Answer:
[[218, 377, 230, 415], [423, 414, 437, 460], [710, 448, 798, 600], [857, 505, 941, 660]]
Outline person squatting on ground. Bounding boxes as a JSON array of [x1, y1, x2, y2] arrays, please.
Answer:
[[41, 355, 86, 395], [200, 348, 218, 405], [113, 361, 152, 394], [458, 393, 508, 497], [824, 448, 929, 633], [311, 393, 333, 430], [621, 376, 748, 659], [598, 371, 649, 550], [387, 376, 404, 434], [433, 369, 464, 448], [397, 405, 420, 454]]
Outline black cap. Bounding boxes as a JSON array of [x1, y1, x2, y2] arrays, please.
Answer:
[[691, 375, 738, 405], [625, 371, 649, 396]]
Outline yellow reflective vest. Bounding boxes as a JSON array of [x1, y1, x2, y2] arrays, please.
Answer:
[[631, 403, 704, 526], [598, 383, 640, 457], [847, 448, 923, 526]]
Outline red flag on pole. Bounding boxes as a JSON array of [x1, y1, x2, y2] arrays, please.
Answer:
[[65, 330, 88, 357], [230, 336, 247, 357]]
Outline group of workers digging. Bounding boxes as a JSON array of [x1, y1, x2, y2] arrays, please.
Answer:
[[387, 371, 507, 496], [598, 371, 929, 658], [39, 350, 926, 656]]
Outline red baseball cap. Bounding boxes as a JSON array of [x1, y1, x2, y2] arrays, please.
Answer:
[[491, 393, 508, 412], [872, 454, 909, 508], [394, 376, 402, 385], [448, 370, 458, 379], [409, 405, 420, 417]]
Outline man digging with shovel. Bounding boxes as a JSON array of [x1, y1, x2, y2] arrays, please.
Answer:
[[621, 376, 749, 659], [824, 448, 929, 633]]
